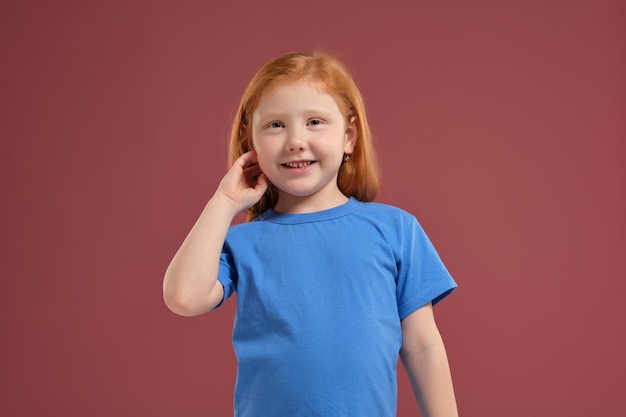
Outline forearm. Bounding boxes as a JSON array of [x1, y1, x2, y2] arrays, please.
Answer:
[[164, 151, 267, 316], [163, 194, 238, 316], [401, 341, 458, 417]]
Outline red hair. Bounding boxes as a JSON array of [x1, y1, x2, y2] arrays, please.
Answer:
[[228, 51, 380, 221]]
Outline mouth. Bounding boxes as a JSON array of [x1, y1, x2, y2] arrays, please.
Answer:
[[282, 161, 315, 168]]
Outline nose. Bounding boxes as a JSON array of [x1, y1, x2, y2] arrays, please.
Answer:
[[284, 127, 306, 152]]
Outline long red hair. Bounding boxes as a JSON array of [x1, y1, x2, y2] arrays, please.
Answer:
[[228, 51, 380, 221]]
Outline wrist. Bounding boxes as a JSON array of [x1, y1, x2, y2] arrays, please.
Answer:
[[207, 192, 245, 220]]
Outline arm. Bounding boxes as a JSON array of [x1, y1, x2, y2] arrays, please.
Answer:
[[163, 151, 268, 316], [400, 302, 459, 417]]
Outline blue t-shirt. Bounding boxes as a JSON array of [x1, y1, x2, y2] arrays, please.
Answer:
[[218, 198, 456, 416]]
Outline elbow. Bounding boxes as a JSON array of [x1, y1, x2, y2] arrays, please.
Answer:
[[162, 283, 204, 317], [162, 275, 222, 316], [163, 291, 199, 317]]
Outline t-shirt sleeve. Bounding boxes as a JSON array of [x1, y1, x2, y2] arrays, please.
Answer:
[[395, 215, 457, 320], [214, 241, 237, 309]]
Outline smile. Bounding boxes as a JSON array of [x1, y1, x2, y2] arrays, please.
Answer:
[[283, 161, 314, 168]]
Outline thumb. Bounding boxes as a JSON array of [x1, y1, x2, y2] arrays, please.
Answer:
[[254, 173, 269, 192]]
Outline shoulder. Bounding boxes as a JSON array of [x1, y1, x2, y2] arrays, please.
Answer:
[[223, 218, 268, 246], [353, 200, 418, 226], [347, 200, 428, 250]]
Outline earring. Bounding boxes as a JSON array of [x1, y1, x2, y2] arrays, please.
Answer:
[[343, 154, 350, 162]]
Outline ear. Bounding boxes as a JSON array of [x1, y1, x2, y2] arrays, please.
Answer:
[[344, 117, 357, 154]]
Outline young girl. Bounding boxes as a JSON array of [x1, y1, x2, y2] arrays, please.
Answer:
[[163, 51, 458, 417]]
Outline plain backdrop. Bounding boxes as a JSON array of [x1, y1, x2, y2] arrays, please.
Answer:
[[1, 1, 624, 416]]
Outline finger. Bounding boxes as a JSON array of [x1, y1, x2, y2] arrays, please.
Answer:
[[230, 152, 252, 171], [237, 150, 259, 168], [243, 164, 262, 178], [251, 173, 269, 194], [255, 173, 269, 189]]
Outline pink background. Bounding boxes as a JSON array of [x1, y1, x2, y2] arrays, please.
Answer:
[[1, 1, 624, 416]]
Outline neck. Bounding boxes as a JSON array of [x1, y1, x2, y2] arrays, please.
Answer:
[[273, 193, 349, 214]]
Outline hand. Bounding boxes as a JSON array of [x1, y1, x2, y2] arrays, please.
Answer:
[[215, 151, 268, 213]]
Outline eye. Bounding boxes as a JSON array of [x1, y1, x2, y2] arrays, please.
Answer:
[[308, 118, 323, 126], [268, 121, 284, 128]]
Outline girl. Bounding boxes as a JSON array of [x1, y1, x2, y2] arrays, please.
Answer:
[[163, 51, 458, 417]]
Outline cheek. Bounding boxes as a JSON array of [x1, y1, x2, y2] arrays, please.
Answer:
[[257, 158, 271, 173], [253, 146, 273, 172]]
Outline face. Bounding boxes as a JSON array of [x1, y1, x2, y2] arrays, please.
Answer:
[[251, 81, 356, 213]]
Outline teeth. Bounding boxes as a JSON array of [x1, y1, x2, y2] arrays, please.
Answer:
[[285, 162, 312, 168]]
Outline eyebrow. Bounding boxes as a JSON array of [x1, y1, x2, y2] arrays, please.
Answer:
[[255, 109, 335, 120]]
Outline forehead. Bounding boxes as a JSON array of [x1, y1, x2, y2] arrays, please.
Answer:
[[255, 80, 345, 114]]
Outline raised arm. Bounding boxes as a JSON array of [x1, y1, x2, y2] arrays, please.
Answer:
[[400, 302, 459, 417], [163, 151, 268, 316]]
